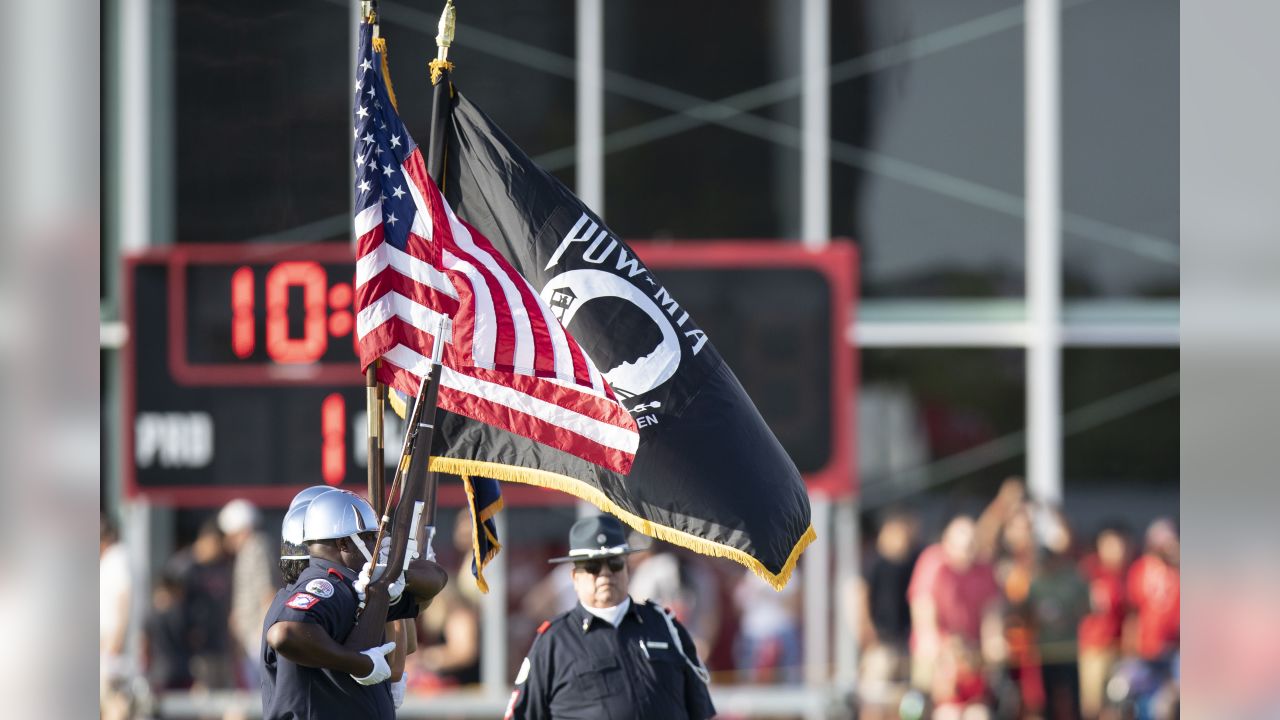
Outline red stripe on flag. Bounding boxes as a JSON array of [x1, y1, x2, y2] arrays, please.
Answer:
[[451, 217, 558, 378], [375, 360, 635, 474], [354, 262, 460, 321], [404, 157, 522, 373], [441, 386, 635, 474]]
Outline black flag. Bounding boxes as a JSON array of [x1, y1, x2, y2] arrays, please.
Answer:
[[429, 89, 812, 588]]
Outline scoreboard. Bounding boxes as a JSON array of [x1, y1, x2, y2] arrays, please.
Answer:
[[124, 242, 856, 507]]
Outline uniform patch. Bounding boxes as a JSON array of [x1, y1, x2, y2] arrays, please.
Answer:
[[305, 578, 335, 598], [286, 592, 321, 610], [536, 620, 551, 634], [515, 657, 531, 685]]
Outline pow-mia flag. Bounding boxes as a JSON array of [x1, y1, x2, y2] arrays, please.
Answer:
[[429, 89, 813, 588]]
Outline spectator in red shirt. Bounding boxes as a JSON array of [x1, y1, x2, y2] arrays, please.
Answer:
[[908, 515, 1005, 695], [1127, 519, 1179, 661], [1077, 524, 1130, 719]]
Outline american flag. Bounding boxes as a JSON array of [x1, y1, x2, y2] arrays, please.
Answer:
[[351, 24, 638, 474]]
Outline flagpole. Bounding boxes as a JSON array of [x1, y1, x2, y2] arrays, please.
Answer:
[[359, 0, 457, 596], [418, 0, 456, 529], [361, 0, 386, 516]]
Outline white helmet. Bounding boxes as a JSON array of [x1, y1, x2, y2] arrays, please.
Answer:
[[280, 486, 335, 560], [302, 488, 381, 562], [288, 485, 335, 515]]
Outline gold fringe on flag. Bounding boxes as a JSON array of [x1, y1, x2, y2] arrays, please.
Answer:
[[430, 457, 815, 591], [372, 36, 399, 112], [429, 58, 455, 86], [459, 473, 504, 593]]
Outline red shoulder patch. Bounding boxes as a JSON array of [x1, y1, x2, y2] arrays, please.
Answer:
[[327, 568, 345, 580], [286, 592, 320, 610], [537, 620, 551, 634]]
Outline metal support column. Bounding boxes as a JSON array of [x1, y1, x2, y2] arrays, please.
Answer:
[[480, 509, 510, 699], [119, 0, 151, 252], [832, 497, 859, 696], [801, 0, 830, 249], [575, 0, 605, 523], [575, 0, 604, 215], [803, 495, 831, 689], [1025, 0, 1062, 506]]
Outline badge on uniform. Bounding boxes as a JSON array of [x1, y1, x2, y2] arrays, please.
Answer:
[[305, 578, 336, 598], [286, 592, 321, 610]]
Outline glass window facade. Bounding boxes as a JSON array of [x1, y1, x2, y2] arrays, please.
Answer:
[[832, 0, 1027, 298], [1061, 0, 1179, 298]]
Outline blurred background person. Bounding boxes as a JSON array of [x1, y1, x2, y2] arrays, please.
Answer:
[[931, 637, 992, 720], [219, 498, 280, 690], [733, 567, 802, 684], [976, 478, 1029, 565], [1077, 524, 1132, 720], [100, 513, 134, 720], [629, 538, 723, 661], [1119, 518, 1180, 719], [411, 516, 482, 690], [993, 496, 1043, 715], [908, 514, 1004, 715], [169, 517, 235, 691], [848, 510, 919, 719], [1024, 511, 1090, 720], [142, 570, 194, 694]]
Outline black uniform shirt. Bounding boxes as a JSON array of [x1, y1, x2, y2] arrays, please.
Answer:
[[260, 557, 419, 720], [506, 598, 717, 720]]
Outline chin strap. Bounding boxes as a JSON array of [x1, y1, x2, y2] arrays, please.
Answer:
[[348, 533, 375, 564]]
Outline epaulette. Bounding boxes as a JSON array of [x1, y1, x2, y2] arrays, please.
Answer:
[[529, 611, 570, 648]]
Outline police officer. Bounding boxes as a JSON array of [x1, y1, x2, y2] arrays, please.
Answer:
[[505, 515, 717, 720], [261, 488, 447, 719]]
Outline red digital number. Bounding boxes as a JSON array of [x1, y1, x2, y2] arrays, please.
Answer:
[[230, 266, 255, 359], [321, 393, 345, 486], [265, 261, 328, 364]]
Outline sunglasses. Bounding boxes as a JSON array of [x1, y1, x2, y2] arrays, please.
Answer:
[[573, 556, 627, 575]]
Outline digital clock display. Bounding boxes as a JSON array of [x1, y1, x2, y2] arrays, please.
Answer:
[[124, 242, 856, 506], [186, 260, 358, 366]]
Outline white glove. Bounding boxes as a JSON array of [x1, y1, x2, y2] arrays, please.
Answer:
[[355, 561, 406, 603], [390, 676, 407, 707], [354, 536, 406, 603], [351, 641, 397, 686]]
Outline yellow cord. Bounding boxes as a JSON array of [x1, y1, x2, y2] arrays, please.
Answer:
[[372, 36, 399, 112], [429, 58, 455, 86]]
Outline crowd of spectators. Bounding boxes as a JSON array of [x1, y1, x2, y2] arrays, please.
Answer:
[[105, 482, 1178, 720], [852, 479, 1180, 720]]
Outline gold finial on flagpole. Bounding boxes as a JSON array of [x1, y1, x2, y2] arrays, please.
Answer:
[[430, 0, 457, 84], [435, 0, 456, 61]]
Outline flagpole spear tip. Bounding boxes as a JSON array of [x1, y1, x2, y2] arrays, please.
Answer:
[[435, 0, 456, 62]]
